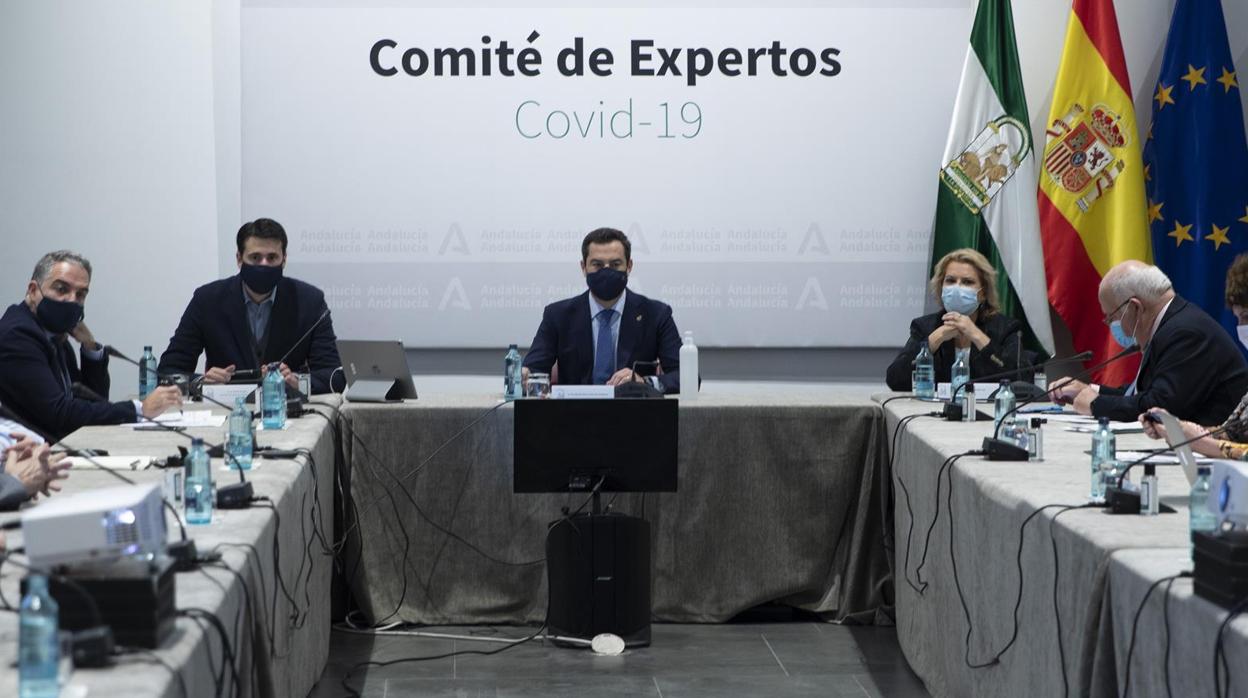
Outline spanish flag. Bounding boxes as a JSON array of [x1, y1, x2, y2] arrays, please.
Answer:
[[1038, 0, 1151, 385]]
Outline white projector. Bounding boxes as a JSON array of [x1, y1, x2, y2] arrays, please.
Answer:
[[1208, 460, 1248, 531], [22, 483, 167, 568]]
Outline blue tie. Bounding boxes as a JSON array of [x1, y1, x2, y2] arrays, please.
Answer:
[[593, 308, 615, 384]]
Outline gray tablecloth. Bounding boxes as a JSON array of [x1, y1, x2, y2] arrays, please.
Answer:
[[1091, 548, 1248, 697], [0, 397, 338, 698], [883, 395, 1234, 698], [337, 391, 893, 625]]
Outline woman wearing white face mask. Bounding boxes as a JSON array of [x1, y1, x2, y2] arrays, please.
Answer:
[[886, 248, 1024, 391]]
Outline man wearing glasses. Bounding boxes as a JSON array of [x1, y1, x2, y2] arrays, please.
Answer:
[[522, 227, 683, 393], [1050, 260, 1248, 424]]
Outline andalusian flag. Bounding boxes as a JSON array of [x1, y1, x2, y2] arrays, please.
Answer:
[[1038, 0, 1151, 385], [932, 0, 1055, 357]]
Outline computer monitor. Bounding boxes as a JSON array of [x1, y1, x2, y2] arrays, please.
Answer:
[[513, 398, 678, 493], [336, 339, 418, 402]]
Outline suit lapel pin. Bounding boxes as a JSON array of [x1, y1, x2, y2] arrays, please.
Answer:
[[636, 314, 643, 322]]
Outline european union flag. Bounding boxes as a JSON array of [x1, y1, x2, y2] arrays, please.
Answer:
[[1143, 0, 1248, 348]]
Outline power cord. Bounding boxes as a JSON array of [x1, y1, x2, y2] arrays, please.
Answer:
[[1048, 504, 1095, 698], [1122, 572, 1188, 698], [912, 450, 982, 592], [888, 412, 942, 591], [178, 607, 242, 698], [1214, 593, 1248, 698]]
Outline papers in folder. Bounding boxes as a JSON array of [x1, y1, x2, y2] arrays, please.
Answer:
[[66, 456, 158, 470]]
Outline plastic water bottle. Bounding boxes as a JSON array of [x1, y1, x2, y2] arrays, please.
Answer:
[[504, 344, 522, 401], [261, 362, 286, 430], [139, 345, 158, 399], [680, 331, 699, 401], [1090, 417, 1116, 501], [950, 348, 970, 403], [184, 437, 214, 525], [226, 397, 253, 471], [993, 379, 1016, 433], [19, 574, 59, 698], [913, 343, 935, 399], [1190, 465, 1216, 556]]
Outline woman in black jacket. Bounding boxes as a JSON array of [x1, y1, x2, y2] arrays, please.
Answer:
[[886, 248, 1022, 391]]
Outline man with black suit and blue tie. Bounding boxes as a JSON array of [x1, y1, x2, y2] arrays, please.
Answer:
[[522, 227, 683, 393], [158, 218, 344, 395], [0, 251, 184, 441]]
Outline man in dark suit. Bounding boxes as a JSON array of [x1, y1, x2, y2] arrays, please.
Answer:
[[1053, 260, 1248, 424], [0, 251, 183, 441], [158, 218, 343, 394], [522, 227, 683, 393]]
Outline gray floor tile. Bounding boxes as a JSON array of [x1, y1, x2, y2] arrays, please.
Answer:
[[854, 671, 931, 698], [316, 621, 930, 698], [654, 674, 869, 697], [384, 676, 661, 697]]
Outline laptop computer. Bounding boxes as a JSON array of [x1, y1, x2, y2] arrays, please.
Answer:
[[336, 340, 418, 402], [1159, 411, 1201, 485]]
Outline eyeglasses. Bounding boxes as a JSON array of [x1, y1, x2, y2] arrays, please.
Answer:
[[1102, 297, 1133, 326]]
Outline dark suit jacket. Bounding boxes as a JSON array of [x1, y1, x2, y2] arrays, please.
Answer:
[[1092, 297, 1248, 424], [0, 302, 136, 441], [885, 311, 1024, 391], [522, 291, 683, 392], [158, 275, 343, 394]]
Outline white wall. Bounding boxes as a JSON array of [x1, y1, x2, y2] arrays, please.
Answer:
[[1, 0, 1246, 382], [0, 1, 222, 396]]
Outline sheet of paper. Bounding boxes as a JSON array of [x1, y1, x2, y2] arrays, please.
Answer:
[[127, 410, 225, 429], [66, 456, 157, 470]]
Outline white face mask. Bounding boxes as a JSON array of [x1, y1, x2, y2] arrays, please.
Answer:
[[1238, 325, 1248, 351]]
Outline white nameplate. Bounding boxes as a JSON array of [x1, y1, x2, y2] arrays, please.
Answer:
[[551, 385, 615, 400], [935, 382, 997, 402], [202, 383, 259, 407]]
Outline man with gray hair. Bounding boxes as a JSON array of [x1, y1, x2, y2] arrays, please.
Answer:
[[1052, 260, 1248, 424], [0, 251, 182, 441]]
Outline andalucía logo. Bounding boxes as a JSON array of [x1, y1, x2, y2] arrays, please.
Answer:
[[940, 116, 1030, 215]]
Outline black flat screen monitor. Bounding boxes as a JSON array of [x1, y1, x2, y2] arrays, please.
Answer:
[[513, 398, 678, 493]]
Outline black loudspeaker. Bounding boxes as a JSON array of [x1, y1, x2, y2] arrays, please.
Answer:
[[545, 513, 651, 648]]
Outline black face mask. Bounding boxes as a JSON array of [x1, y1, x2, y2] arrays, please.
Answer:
[[240, 263, 283, 295], [35, 296, 84, 335], [586, 268, 628, 301]]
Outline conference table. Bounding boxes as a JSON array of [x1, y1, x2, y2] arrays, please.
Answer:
[[0, 398, 339, 698], [334, 380, 893, 626], [3, 382, 1245, 697], [883, 395, 1248, 697]]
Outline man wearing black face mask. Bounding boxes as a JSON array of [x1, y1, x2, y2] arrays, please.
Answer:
[[158, 218, 344, 395], [0, 251, 184, 441], [522, 227, 683, 392]]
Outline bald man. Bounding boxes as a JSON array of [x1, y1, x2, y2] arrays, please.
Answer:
[[1051, 261, 1248, 424]]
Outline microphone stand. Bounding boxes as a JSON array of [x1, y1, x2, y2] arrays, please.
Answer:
[[1104, 416, 1248, 514], [944, 350, 1094, 421], [104, 347, 255, 508], [981, 345, 1141, 461]]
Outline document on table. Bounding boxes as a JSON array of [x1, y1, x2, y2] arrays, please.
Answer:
[[1116, 450, 1213, 465], [1046, 413, 1143, 434], [65, 455, 159, 470], [126, 410, 225, 429]]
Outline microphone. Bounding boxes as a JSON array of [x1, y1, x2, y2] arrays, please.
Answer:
[[1104, 414, 1248, 513], [100, 347, 255, 507], [981, 345, 1141, 461], [71, 381, 107, 403], [944, 350, 1094, 421], [276, 306, 331, 369], [616, 359, 664, 398]]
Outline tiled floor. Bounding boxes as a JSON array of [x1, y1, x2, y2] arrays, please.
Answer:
[[311, 620, 930, 697]]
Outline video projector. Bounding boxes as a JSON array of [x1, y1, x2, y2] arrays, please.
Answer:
[[1208, 460, 1248, 530], [22, 483, 167, 569]]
